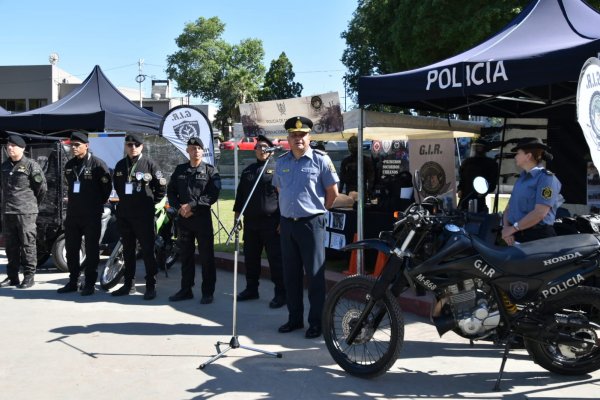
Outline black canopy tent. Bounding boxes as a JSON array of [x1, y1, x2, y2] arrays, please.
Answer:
[[350, 0, 600, 273], [0, 65, 162, 134], [358, 0, 600, 119]]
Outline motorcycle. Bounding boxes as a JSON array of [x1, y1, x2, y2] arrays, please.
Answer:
[[99, 197, 179, 290], [322, 176, 600, 390]]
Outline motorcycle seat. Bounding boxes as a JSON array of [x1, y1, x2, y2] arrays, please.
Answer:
[[471, 234, 600, 276]]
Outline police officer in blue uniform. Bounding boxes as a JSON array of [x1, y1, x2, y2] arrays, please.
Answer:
[[502, 138, 562, 245], [1, 135, 47, 289], [111, 133, 167, 300], [233, 135, 286, 308], [273, 116, 339, 339], [167, 137, 221, 304], [57, 132, 112, 296]]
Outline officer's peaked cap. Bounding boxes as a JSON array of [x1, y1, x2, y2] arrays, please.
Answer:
[[256, 134, 274, 147], [284, 116, 313, 133], [511, 137, 548, 152], [187, 136, 204, 148]]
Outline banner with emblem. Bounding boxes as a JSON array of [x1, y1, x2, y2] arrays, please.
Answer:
[[239, 92, 343, 137], [408, 138, 456, 208], [160, 105, 215, 165], [577, 57, 600, 172]]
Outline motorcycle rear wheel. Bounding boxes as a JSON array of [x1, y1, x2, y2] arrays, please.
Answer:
[[322, 275, 404, 378], [525, 286, 600, 375], [100, 241, 125, 290]]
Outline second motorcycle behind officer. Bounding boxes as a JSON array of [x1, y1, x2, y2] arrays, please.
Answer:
[[112, 133, 167, 300]]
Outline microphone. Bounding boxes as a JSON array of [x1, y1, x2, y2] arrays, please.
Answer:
[[262, 145, 282, 153]]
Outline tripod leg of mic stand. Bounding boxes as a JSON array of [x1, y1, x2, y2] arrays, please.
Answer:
[[239, 344, 282, 358], [198, 342, 233, 369]]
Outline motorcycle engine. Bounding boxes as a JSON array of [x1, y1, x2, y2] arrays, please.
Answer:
[[438, 279, 501, 337]]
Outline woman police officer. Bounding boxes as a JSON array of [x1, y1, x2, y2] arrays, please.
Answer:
[[501, 137, 562, 245]]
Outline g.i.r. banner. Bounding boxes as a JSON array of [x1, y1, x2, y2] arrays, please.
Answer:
[[239, 92, 343, 136]]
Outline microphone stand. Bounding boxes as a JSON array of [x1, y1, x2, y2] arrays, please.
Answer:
[[199, 151, 282, 369]]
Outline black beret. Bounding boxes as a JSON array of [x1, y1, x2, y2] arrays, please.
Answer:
[[7, 134, 26, 148], [511, 137, 548, 152], [125, 133, 143, 144], [284, 116, 313, 133], [70, 131, 89, 144], [256, 134, 274, 148], [187, 137, 204, 148]]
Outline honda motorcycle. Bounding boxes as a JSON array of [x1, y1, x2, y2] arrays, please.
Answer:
[[322, 176, 600, 390], [99, 197, 179, 290]]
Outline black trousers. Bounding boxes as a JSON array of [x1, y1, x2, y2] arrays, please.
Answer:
[[279, 214, 326, 328], [242, 216, 285, 296], [64, 214, 101, 286], [4, 213, 37, 279], [117, 214, 157, 286], [177, 215, 216, 296], [514, 224, 556, 243]]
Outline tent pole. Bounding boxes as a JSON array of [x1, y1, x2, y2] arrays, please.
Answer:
[[493, 118, 508, 214], [357, 108, 364, 275]]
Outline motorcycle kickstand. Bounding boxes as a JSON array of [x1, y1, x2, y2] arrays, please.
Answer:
[[493, 335, 513, 391]]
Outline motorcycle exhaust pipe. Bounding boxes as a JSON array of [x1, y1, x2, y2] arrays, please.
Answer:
[[433, 314, 457, 336]]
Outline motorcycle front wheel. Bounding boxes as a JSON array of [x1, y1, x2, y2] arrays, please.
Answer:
[[322, 275, 404, 379], [525, 285, 600, 375], [100, 240, 125, 290]]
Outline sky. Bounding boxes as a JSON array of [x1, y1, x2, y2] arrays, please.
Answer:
[[0, 0, 358, 110]]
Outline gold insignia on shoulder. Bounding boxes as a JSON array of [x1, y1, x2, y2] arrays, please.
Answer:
[[101, 176, 109, 183], [115, 171, 123, 176], [541, 186, 552, 199], [295, 120, 303, 129], [328, 162, 336, 173], [266, 169, 274, 174]]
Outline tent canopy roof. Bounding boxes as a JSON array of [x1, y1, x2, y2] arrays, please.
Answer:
[[358, 0, 600, 118], [0, 65, 162, 134]]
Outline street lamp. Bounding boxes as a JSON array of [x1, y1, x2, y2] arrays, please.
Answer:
[[226, 117, 233, 140]]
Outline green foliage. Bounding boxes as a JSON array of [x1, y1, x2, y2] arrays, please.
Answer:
[[166, 17, 265, 123], [258, 52, 303, 101], [342, 0, 600, 105]]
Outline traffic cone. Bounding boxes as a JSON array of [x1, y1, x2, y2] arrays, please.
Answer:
[[370, 251, 389, 277], [343, 233, 359, 275]]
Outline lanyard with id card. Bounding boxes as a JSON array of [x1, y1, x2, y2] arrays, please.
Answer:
[[73, 154, 90, 194]]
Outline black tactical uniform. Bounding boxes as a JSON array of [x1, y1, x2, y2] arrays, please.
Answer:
[[62, 150, 112, 292], [1, 137, 47, 288], [167, 159, 221, 301], [233, 152, 285, 307], [112, 143, 167, 298]]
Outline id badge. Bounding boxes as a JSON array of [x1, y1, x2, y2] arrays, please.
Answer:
[[73, 182, 81, 193], [125, 183, 133, 195]]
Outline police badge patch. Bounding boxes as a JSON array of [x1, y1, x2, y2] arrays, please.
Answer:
[[510, 281, 529, 300], [101, 176, 109, 183], [541, 187, 553, 199], [159, 178, 167, 185], [143, 173, 152, 182]]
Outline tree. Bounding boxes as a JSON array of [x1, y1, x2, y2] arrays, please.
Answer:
[[342, 0, 600, 105], [258, 52, 303, 101], [166, 17, 266, 124]]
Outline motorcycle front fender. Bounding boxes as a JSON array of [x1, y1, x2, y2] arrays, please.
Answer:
[[342, 239, 392, 255]]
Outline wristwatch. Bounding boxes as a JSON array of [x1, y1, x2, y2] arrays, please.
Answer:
[[513, 221, 520, 231]]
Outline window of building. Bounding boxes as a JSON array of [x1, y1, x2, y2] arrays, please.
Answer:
[[28, 99, 48, 110], [0, 99, 26, 112]]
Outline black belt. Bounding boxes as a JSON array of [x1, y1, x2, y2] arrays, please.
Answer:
[[283, 214, 323, 222]]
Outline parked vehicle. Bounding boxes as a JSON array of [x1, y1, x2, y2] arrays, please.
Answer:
[[99, 197, 178, 290], [220, 136, 289, 151], [322, 176, 600, 390]]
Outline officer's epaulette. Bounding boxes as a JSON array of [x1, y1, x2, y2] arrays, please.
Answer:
[[277, 151, 290, 158], [544, 169, 554, 175], [314, 149, 328, 156]]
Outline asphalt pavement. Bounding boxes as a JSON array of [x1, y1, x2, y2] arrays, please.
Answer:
[[1, 251, 599, 400]]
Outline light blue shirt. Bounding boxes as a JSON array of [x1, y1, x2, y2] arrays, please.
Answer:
[[507, 165, 562, 225], [273, 148, 339, 218]]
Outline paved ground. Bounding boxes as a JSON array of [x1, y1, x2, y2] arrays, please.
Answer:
[[1, 252, 600, 399]]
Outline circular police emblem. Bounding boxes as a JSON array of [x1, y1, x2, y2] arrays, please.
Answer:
[[143, 173, 152, 182], [159, 178, 166, 185], [510, 281, 529, 300], [310, 96, 323, 111], [33, 174, 43, 183], [135, 171, 144, 181], [541, 186, 553, 199], [419, 161, 446, 195], [589, 92, 600, 138]]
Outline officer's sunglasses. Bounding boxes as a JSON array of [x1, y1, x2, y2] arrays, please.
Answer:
[[126, 142, 142, 148], [71, 142, 84, 147], [254, 144, 268, 150]]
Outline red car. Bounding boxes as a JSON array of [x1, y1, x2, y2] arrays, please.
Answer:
[[219, 137, 290, 151]]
